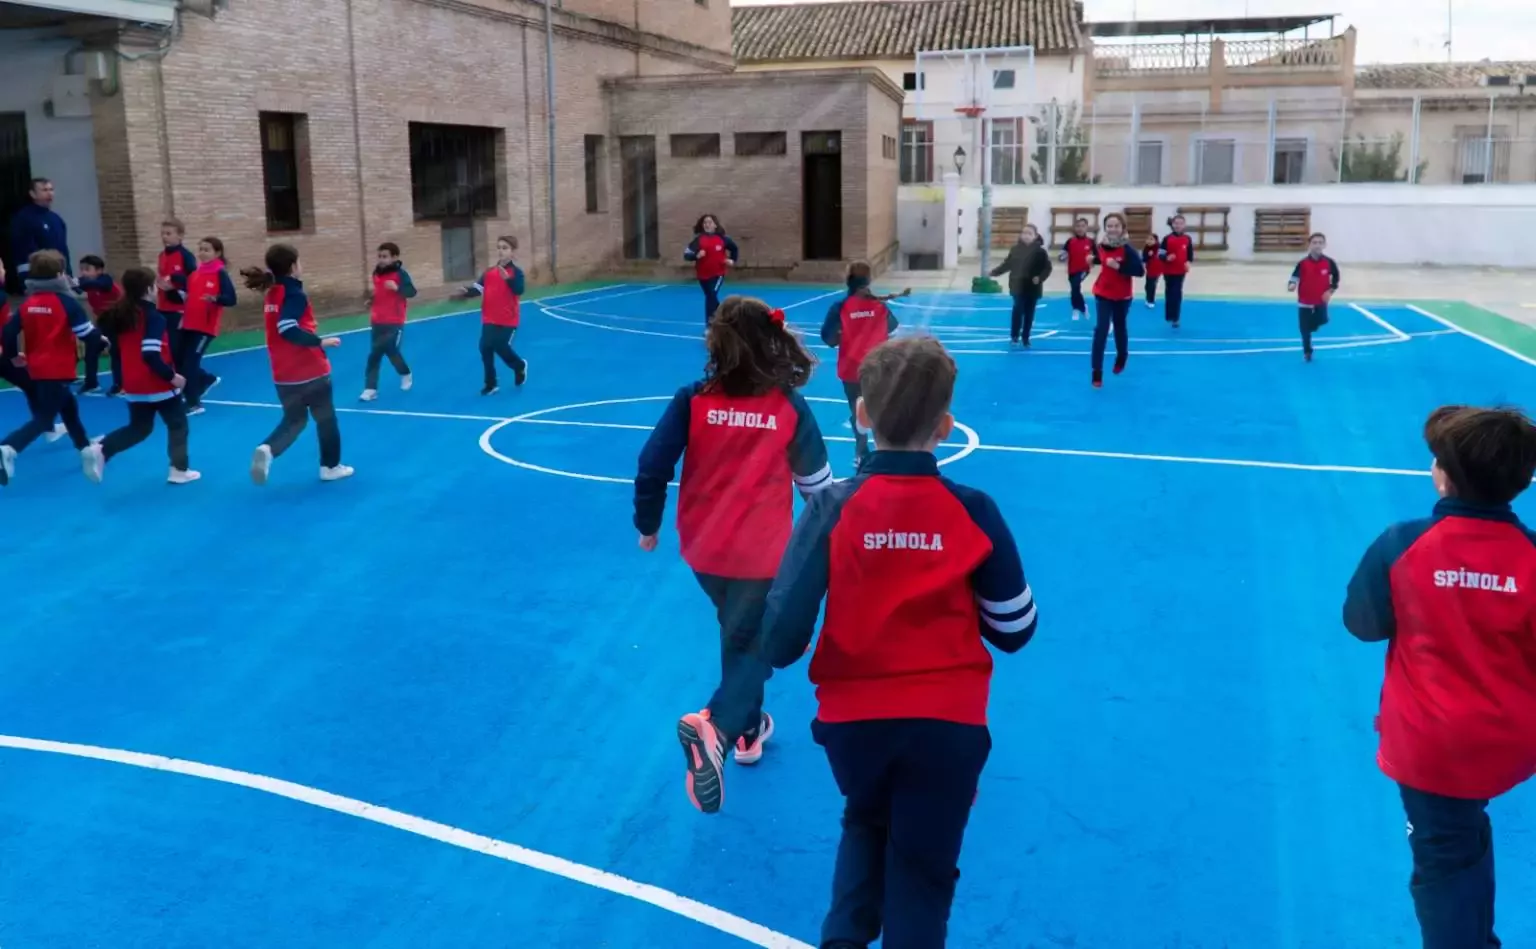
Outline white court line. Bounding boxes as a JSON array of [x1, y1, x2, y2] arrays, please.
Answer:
[[1349, 303, 1410, 341], [0, 734, 814, 949], [199, 397, 1427, 478], [0, 283, 641, 395], [1406, 303, 1536, 369]]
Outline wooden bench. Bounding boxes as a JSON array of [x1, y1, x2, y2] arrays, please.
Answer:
[[1254, 207, 1312, 253], [1176, 206, 1231, 252], [1050, 206, 1099, 247]]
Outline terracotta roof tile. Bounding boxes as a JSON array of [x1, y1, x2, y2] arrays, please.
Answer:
[[733, 0, 1085, 62], [1356, 60, 1536, 90]]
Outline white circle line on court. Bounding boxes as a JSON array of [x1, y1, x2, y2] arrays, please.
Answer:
[[0, 734, 815, 949], [476, 396, 980, 484]]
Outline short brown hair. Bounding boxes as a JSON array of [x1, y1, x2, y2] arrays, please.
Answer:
[[162, 218, 185, 234], [858, 336, 957, 448], [27, 250, 64, 280], [1424, 405, 1536, 505]]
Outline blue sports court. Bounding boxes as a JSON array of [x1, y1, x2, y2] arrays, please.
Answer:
[[1, 281, 1532, 948]]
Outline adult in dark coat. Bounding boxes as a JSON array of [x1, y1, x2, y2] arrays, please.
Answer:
[[991, 223, 1053, 346]]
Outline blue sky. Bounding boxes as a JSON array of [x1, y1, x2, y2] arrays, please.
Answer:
[[729, 0, 1533, 65]]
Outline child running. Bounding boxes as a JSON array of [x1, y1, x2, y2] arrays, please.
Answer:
[[1159, 214, 1194, 328], [1058, 217, 1096, 321], [81, 268, 196, 485], [683, 214, 739, 326], [676, 336, 1037, 949], [361, 241, 415, 401], [240, 244, 352, 485], [456, 236, 527, 395], [155, 218, 197, 349], [177, 236, 237, 414], [0, 259, 66, 444], [0, 251, 102, 485], [1090, 212, 1145, 388], [1344, 405, 1536, 949], [1142, 232, 1162, 309], [77, 254, 122, 396], [636, 295, 833, 793], [821, 260, 906, 465], [990, 225, 1052, 346], [1287, 232, 1339, 363]]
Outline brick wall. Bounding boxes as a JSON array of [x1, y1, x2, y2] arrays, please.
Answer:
[[91, 0, 728, 324], [607, 69, 904, 273]]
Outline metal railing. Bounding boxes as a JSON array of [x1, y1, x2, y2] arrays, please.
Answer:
[[1093, 36, 1346, 79]]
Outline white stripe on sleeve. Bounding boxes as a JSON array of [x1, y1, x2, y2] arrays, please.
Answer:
[[979, 586, 1032, 617], [141, 339, 163, 352], [794, 462, 834, 493], [983, 603, 1037, 633], [276, 319, 299, 333], [72, 322, 96, 338]]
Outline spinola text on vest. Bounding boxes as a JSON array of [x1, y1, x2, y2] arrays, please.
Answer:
[[848, 308, 878, 320], [864, 531, 945, 551], [1434, 568, 1518, 593], [706, 408, 779, 430]]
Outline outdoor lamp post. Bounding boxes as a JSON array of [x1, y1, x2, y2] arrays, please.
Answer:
[[953, 146, 967, 176]]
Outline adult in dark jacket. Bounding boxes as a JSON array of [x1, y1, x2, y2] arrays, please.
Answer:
[[991, 224, 1053, 346], [9, 178, 70, 284]]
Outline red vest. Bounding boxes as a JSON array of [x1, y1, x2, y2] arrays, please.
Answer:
[[18, 292, 80, 381], [157, 245, 193, 313], [1161, 233, 1193, 276], [693, 234, 730, 280], [1295, 255, 1336, 307], [264, 282, 331, 384], [84, 283, 121, 316], [480, 268, 521, 327], [1143, 243, 1163, 278], [119, 316, 175, 398], [1063, 235, 1095, 275], [1092, 245, 1136, 301], [835, 295, 893, 382], [371, 270, 410, 325], [677, 388, 800, 579], [181, 266, 227, 336]]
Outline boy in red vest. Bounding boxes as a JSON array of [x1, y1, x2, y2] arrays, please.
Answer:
[[361, 241, 416, 402], [1057, 217, 1096, 320], [820, 260, 908, 465], [456, 235, 527, 395], [676, 336, 1038, 949], [76, 254, 122, 396], [1286, 232, 1340, 362], [0, 250, 103, 485], [155, 218, 197, 348], [1344, 405, 1536, 949]]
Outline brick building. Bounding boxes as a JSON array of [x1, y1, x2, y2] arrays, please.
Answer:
[[0, 0, 901, 318]]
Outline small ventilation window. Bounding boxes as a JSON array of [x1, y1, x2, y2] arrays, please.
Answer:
[[1486, 75, 1512, 87]]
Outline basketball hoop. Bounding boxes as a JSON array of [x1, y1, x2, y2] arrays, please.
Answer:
[[955, 105, 986, 119]]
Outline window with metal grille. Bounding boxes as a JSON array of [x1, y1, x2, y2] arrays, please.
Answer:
[[671, 134, 721, 158], [259, 112, 304, 232], [1273, 138, 1307, 184], [900, 120, 934, 184], [735, 132, 787, 157], [1195, 139, 1236, 185], [408, 123, 500, 220]]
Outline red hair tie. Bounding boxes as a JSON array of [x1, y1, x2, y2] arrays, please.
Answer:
[[768, 308, 786, 326]]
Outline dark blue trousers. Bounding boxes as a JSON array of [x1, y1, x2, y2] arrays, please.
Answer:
[[1067, 272, 1087, 314], [1163, 274, 1185, 324], [700, 277, 725, 325], [814, 718, 990, 949], [1400, 784, 1502, 949], [697, 572, 772, 737], [0, 358, 40, 416], [1091, 296, 1131, 373], [2, 379, 88, 451], [82, 332, 119, 389]]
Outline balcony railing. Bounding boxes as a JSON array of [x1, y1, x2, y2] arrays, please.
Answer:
[[1093, 34, 1349, 82]]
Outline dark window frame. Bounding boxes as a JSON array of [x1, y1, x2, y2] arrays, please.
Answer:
[[408, 122, 500, 222], [670, 133, 722, 158], [734, 131, 788, 157], [260, 112, 303, 233], [584, 134, 605, 213], [900, 119, 934, 184]]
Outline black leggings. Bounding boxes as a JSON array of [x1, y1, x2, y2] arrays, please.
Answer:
[[1163, 274, 1185, 324], [176, 330, 218, 406], [700, 277, 725, 325], [1068, 272, 1088, 313], [1010, 294, 1039, 342], [697, 572, 775, 739], [1300, 304, 1329, 355], [1145, 276, 1159, 304], [842, 379, 870, 462], [365, 324, 411, 389], [102, 397, 190, 470], [478, 324, 525, 386], [2, 379, 88, 451], [1091, 296, 1131, 373], [263, 376, 342, 468]]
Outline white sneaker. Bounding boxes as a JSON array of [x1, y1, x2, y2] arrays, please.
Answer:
[[250, 444, 273, 485], [0, 444, 15, 485], [186, 405, 206, 416], [168, 468, 201, 485], [320, 464, 355, 482], [359, 389, 378, 402], [82, 443, 104, 483], [44, 422, 67, 443], [1146, 301, 1155, 309], [399, 373, 413, 392]]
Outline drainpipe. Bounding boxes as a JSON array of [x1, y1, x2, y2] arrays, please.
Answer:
[[544, 0, 558, 281]]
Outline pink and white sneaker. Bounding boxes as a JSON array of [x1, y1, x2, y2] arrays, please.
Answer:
[[733, 712, 775, 765], [677, 710, 728, 814]]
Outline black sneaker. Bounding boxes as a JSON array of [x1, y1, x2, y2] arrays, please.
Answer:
[[515, 361, 529, 387], [481, 383, 499, 396]]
